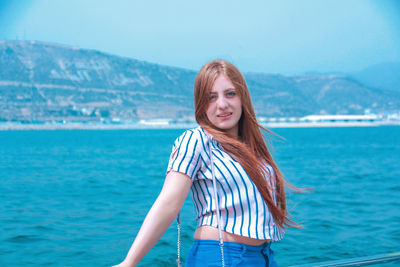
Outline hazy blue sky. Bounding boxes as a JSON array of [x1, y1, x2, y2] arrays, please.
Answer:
[[1, 0, 399, 74]]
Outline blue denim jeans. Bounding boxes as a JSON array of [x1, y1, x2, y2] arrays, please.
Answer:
[[185, 240, 278, 267]]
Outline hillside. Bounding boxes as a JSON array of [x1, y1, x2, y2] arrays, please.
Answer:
[[350, 62, 400, 92], [1, 40, 399, 122]]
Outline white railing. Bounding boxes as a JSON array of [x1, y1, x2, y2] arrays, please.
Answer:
[[288, 251, 400, 267]]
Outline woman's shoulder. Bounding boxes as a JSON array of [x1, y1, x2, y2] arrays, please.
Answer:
[[167, 126, 209, 179], [174, 126, 210, 146]]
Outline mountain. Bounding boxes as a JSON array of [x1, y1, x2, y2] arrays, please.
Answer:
[[0, 41, 197, 122], [243, 72, 400, 117], [1, 40, 399, 122], [350, 62, 400, 93]]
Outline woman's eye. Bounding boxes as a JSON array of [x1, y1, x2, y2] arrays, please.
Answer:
[[209, 95, 217, 100], [227, 91, 236, 97]]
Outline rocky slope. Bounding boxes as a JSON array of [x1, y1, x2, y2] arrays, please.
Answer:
[[1, 40, 399, 122]]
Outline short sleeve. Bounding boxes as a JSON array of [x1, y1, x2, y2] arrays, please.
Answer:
[[166, 129, 204, 181]]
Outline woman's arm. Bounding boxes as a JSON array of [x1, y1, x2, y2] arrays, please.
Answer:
[[113, 171, 192, 267]]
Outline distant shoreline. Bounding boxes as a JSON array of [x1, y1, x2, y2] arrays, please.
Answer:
[[0, 122, 196, 131], [1, 121, 399, 130]]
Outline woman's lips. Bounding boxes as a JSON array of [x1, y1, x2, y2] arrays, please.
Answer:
[[217, 113, 232, 119]]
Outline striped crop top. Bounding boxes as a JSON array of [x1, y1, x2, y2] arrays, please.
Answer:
[[166, 126, 284, 241]]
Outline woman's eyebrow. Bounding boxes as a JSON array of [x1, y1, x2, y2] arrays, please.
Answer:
[[209, 88, 235, 93]]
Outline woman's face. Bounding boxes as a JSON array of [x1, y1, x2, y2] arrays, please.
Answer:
[[206, 75, 242, 138]]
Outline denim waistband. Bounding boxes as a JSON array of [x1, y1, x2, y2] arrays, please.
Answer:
[[188, 240, 276, 266], [192, 239, 271, 253]]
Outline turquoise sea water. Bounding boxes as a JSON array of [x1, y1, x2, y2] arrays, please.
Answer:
[[1, 127, 399, 266]]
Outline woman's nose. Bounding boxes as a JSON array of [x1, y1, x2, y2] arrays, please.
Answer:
[[216, 96, 228, 109]]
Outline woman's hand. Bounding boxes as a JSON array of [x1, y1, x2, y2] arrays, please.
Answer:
[[112, 260, 133, 267]]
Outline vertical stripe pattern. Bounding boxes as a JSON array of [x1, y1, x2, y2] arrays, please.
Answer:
[[166, 127, 285, 241]]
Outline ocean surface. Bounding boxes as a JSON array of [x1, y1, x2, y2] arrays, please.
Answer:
[[1, 127, 399, 266]]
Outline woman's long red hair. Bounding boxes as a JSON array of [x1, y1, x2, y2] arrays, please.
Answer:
[[194, 59, 298, 228]]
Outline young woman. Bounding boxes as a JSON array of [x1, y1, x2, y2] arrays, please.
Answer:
[[113, 59, 296, 267]]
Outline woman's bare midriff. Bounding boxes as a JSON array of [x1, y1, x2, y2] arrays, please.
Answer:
[[194, 225, 270, 246]]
